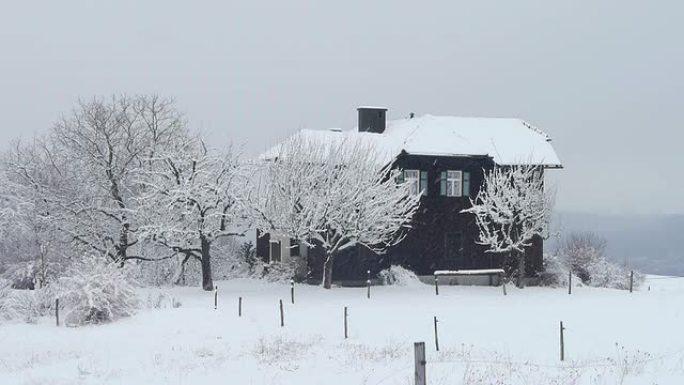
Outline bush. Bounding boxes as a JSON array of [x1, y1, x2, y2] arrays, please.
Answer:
[[260, 261, 298, 283], [0, 283, 55, 323], [552, 232, 643, 290], [145, 290, 182, 309], [586, 259, 643, 290], [378, 265, 422, 286], [56, 257, 140, 326]]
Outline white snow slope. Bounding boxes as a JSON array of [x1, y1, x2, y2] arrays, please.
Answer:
[[1, 276, 683, 385]]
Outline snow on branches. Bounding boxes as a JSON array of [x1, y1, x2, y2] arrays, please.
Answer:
[[462, 164, 554, 287], [138, 139, 252, 290], [56, 256, 140, 326], [6, 95, 189, 266], [255, 135, 421, 289]]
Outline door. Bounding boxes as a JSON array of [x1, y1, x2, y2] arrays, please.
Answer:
[[269, 240, 282, 263], [444, 232, 464, 269]]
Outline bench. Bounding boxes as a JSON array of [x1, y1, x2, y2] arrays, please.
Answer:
[[433, 268, 505, 286]]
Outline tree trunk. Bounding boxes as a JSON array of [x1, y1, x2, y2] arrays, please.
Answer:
[[322, 254, 334, 289], [200, 236, 213, 291], [516, 250, 526, 288]]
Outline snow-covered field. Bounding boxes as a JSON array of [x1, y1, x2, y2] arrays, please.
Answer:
[[1, 276, 683, 385]]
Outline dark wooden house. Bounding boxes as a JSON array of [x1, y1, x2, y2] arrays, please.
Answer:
[[257, 107, 562, 284]]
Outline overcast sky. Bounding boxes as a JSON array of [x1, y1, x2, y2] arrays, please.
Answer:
[[1, 0, 682, 214]]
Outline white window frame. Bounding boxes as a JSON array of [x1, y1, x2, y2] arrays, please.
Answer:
[[446, 170, 462, 197], [403, 169, 420, 195]]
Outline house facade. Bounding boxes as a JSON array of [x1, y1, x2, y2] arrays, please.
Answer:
[[257, 107, 562, 284]]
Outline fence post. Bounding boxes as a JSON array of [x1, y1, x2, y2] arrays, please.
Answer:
[[560, 321, 565, 361], [238, 296, 242, 317], [367, 270, 371, 299], [568, 272, 572, 295], [434, 275, 439, 296], [502, 279, 507, 296], [291, 279, 295, 304], [630, 271, 634, 293], [279, 299, 284, 327], [414, 342, 426, 385], [344, 306, 348, 339], [214, 286, 218, 310], [433, 316, 440, 351], [55, 298, 59, 327]]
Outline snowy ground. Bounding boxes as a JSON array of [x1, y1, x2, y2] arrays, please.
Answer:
[[1, 276, 683, 385]]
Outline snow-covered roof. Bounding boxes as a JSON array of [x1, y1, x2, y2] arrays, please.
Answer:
[[261, 114, 562, 168]]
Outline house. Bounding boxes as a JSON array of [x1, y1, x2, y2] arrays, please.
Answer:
[[257, 107, 562, 285]]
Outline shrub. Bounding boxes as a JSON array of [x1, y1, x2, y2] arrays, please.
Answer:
[[145, 290, 182, 309], [562, 232, 607, 283], [56, 257, 140, 326], [377, 265, 422, 286], [587, 259, 643, 290], [553, 231, 643, 290], [260, 261, 298, 283], [0, 283, 55, 323]]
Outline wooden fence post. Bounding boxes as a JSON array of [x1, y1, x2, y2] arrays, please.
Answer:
[[433, 316, 440, 351], [238, 296, 242, 317], [279, 299, 284, 327], [434, 275, 439, 296], [568, 272, 572, 295], [414, 342, 426, 385], [55, 298, 59, 327], [291, 279, 295, 304], [366, 270, 371, 299], [560, 321, 565, 361], [630, 271, 634, 293], [344, 306, 348, 339], [502, 279, 507, 296], [214, 286, 218, 310]]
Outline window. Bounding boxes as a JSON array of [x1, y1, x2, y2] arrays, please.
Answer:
[[397, 169, 428, 196], [401, 169, 419, 195], [446, 170, 462, 197], [440, 170, 470, 197]]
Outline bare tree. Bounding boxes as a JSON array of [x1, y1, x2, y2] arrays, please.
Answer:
[[138, 139, 251, 290], [255, 136, 421, 289], [462, 164, 554, 288], [561, 231, 607, 283], [7, 95, 189, 266], [2, 140, 75, 286]]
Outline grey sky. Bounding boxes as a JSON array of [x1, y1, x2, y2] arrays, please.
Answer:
[[1, 0, 683, 214]]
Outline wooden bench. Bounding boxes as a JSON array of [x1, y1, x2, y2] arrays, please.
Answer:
[[434, 268, 505, 286]]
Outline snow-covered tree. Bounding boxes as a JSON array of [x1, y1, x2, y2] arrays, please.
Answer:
[[255, 136, 421, 289], [561, 231, 607, 283], [138, 139, 251, 290], [462, 164, 553, 288], [1, 149, 74, 287], [7, 95, 189, 266]]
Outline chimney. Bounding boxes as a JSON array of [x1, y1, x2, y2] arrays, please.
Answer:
[[357, 106, 387, 133]]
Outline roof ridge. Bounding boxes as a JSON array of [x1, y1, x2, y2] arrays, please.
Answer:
[[520, 120, 550, 139]]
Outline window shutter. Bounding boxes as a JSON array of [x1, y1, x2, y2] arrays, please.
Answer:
[[420, 171, 428, 196], [463, 171, 471, 197], [439, 171, 447, 196]]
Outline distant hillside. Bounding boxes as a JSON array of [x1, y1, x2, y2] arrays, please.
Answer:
[[549, 212, 684, 276]]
